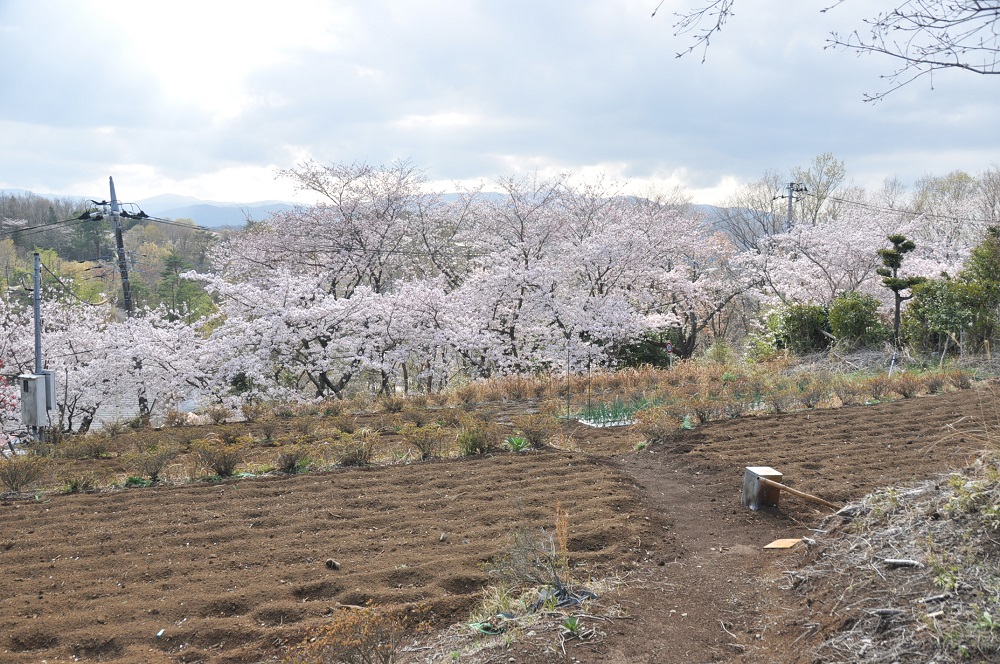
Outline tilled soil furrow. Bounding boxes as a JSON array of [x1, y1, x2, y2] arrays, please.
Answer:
[[0, 451, 647, 663]]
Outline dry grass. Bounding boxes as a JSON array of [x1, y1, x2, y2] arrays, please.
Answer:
[[511, 413, 561, 447], [54, 433, 115, 460], [336, 428, 378, 466], [191, 434, 250, 477], [0, 454, 49, 493], [274, 444, 311, 474], [400, 423, 445, 460], [455, 416, 503, 456], [125, 444, 180, 482], [889, 372, 926, 398], [865, 374, 893, 401], [282, 603, 420, 664], [634, 406, 684, 445], [832, 375, 867, 406]]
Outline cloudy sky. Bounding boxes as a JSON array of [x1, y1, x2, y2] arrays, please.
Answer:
[[1, 0, 997, 206]]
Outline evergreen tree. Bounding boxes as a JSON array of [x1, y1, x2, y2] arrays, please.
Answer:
[[877, 234, 926, 347], [957, 225, 1000, 345]]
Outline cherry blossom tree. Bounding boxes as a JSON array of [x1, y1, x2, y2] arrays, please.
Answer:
[[0, 361, 20, 440], [0, 296, 33, 435], [753, 207, 903, 306], [178, 159, 992, 401], [0, 289, 204, 433], [192, 165, 753, 395]]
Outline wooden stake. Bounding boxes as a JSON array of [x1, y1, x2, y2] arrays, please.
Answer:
[[757, 477, 840, 510]]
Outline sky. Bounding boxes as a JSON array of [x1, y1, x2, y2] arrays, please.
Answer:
[[1, 0, 998, 207]]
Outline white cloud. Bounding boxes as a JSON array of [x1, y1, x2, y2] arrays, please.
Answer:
[[1, 0, 999, 205], [392, 112, 494, 131], [89, 1, 350, 122]]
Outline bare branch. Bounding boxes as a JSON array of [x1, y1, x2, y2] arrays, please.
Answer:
[[662, 1, 1000, 99], [827, 1, 1000, 100], [668, 0, 737, 62]]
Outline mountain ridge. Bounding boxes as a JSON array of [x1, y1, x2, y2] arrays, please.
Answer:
[[3, 189, 725, 230], [1, 189, 296, 228]]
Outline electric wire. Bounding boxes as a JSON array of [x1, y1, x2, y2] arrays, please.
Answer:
[[803, 191, 983, 225], [0, 208, 219, 243], [40, 262, 110, 306], [0, 216, 91, 240], [41, 347, 105, 360], [142, 216, 221, 234]]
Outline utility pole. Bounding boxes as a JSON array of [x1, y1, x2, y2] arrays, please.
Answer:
[[33, 251, 42, 446], [33, 253, 42, 376], [21, 252, 54, 442], [110, 177, 134, 316], [107, 177, 150, 422], [782, 182, 808, 231]]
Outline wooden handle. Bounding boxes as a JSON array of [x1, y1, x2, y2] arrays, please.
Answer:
[[758, 477, 840, 510]]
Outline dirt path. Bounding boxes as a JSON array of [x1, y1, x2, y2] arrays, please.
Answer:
[[591, 454, 795, 663], [540, 388, 993, 664]]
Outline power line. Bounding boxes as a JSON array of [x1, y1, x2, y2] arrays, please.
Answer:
[[0, 216, 91, 240], [43, 347, 105, 360], [40, 262, 110, 306], [143, 216, 221, 234], [807, 191, 984, 226], [292, 244, 491, 259], [1, 346, 108, 368], [0, 210, 220, 243]]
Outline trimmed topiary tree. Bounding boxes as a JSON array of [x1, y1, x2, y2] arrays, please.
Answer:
[[877, 234, 926, 347]]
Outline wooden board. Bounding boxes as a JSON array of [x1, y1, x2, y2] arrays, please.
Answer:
[[763, 538, 802, 549]]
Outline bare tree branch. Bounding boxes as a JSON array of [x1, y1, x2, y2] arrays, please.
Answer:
[[662, 1, 1000, 99], [828, 1, 1000, 101], [663, 0, 737, 62]]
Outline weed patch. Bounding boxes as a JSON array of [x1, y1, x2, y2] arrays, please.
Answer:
[[337, 429, 377, 466], [125, 445, 180, 482], [192, 435, 249, 477], [0, 454, 49, 493], [455, 417, 501, 456], [283, 604, 415, 664], [275, 444, 311, 474]]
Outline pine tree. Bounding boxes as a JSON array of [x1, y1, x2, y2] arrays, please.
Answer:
[[876, 234, 926, 347]]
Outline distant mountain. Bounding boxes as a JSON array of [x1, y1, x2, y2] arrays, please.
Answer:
[[132, 193, 209, 210], [143, 197, 725, 230], [134, 195, 295, 228], [1, 188, 86, 202], [2, 189, 295, 228], [1, 188, 34, 197], [4, 188, 728, 230]]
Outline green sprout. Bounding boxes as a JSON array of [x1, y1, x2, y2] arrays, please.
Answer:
[[504, 436, 531, 452]]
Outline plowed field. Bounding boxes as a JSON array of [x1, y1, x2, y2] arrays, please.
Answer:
[[0, 387, 994, 663]]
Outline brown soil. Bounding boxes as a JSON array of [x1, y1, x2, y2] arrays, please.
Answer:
[[0, 388, 993, 663]]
